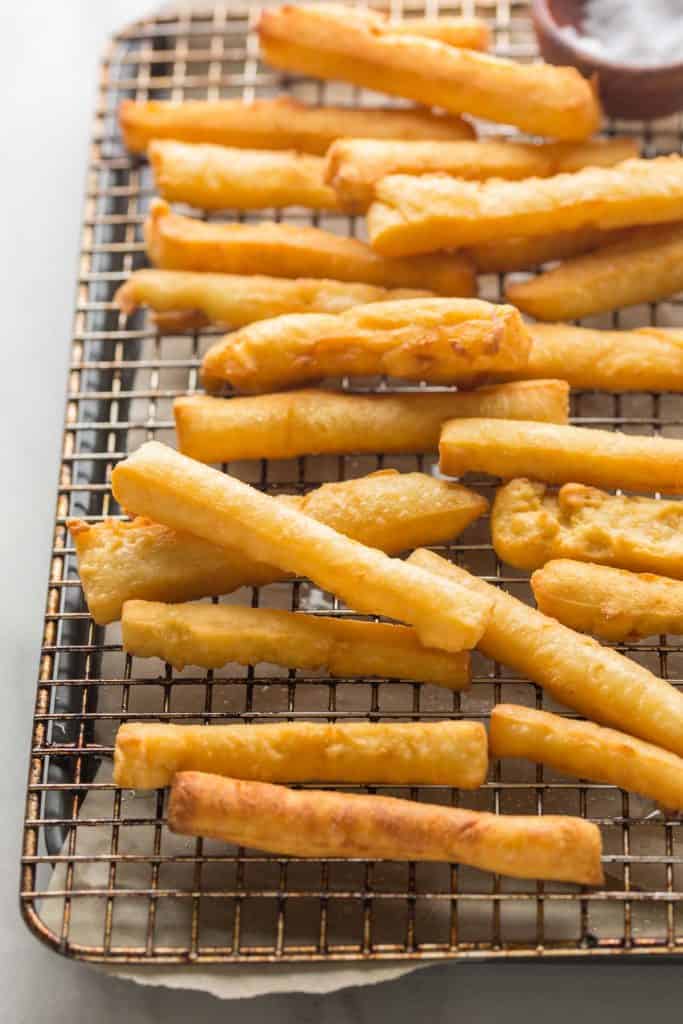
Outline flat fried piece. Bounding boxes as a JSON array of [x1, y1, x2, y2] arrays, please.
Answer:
[[145, 199, 476, 296], [114, 269, 429, 332], [439, 420, 683, 494], [201, 297, 531, 392], [491, 478, 683, 576], [368, 157, 683, 257], [531, 560, 683, 641], [409, 548, 683, 758], [470, 225, 627, 274], [258, 5, 600, 140], [175, 381, 569, 462], [119, 95, 474, 156], [168, 772, 604, 884], [111, 442, 494, 653], [71, 469, 486, 624], [114, 720, 487, 789], [507, 222, 683, 320], [490, 704, 683, 811], [325, 137, 638, 210]]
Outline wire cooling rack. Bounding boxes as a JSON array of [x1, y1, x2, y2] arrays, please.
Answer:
[[20, 0, 683, 964]]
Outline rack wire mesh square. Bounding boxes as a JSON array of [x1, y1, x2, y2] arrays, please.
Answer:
[[20, 0, 683, 964]]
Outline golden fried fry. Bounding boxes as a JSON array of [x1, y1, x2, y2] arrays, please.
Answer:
[[168, 772, 603, 884], [531, 560, 683, 641], [408, 547, 683, 758], [201, 298, 531, 392], [119, 96, 474, 156], [71, 470, 486, 624], [507, 222, 683, 320], [491, 478, 683, 576], [490, 705, 683, 811], [114, 720, 487, 790], [111, 442, 494, 653], [121, 601, 471, 687], [470, 225, 627, 274], [388, 16, 490, 50], [368, 158, 683, 257], [439, 420, 683, 494], [325, 137, 638, 210], [145, 199, 475, 296], [258, 5, 600, 140], [175, 381, 569, 462]]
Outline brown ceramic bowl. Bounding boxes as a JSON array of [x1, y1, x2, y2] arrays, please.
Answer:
[[532, 0, 683, 119]]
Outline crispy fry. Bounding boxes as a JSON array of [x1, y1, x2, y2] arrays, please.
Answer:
[[368, 158, 683, 257], [470, 225, 627, 274], [258, 5, 600, 140], [507, 222, 683, 320], [114, 269, 429, 331], [325, 137, 638, 210], [388, 16, 490, 50], [148, 141, 341, 212], [439, 420, 683, 494], [71, 470, 486, 624], [119, 96, 474, 156], [531, 560, 683, 641], [201, 298, 531, 392], [168, 772, 603, 884], [408, 547, 683, 758], [111, 442, 494, 653], [491, 478, 683, 576], [145, 199, 475, 296], [175, 381, 569, 462], [114, 720, 487, 790], [491, 705, 683, 811]]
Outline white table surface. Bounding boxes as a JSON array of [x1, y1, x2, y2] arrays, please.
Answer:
[[1, 2, 682, 1019]]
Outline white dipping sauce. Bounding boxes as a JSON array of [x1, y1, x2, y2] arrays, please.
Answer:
[[558, 0, 683, 66]]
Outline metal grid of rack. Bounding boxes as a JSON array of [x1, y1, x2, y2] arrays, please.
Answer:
[[20, 0, 683, 964]]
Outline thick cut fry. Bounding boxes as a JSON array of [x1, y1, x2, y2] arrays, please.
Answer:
[[71, 470, 486, 624], [439, 420, 683, 495], [408, 548, 683, 758], [201, 298, 531, 392], [145, 200, 475, 296], [149, 141, 342, 212], [388, 16, 490, 50], [119, 96, 474, 156], [122, 600, 471, 687], [325, 137, 638, 210], [490, 705, 683, 811], [111, 442, 494, 653], [507, 222, 683, 320], [491, 478, 683, 577], [531, 560, 683, 641], [175, 381, 569, 463], [114, 269, 429, 332], [368, 158, 683, 257], [169, 773, 603, 884], [115, 720, 487, 790], [470, 225, 627, 274], [258, 5, 600, 140]]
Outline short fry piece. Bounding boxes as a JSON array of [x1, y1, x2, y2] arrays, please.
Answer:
[[115, 720, 487, 789], [531, 560, 683, 641], [145, 199, 476, 296], [71, 470, 487, 624], [388, 16, 490, 51], [507, 222, 683, 321], [175, 381, 569, 462], [201, 298, 531, 392], [168, 772, 604, 884], [114, 269, 429, 331], [408, 548, 683, 758], [368, 158, 683, 257], [470, 225, 627, 274], [119, 95, 474, 156], [439, 420, 683, 494], [490, 705, 683, 811], [111, 442, 494, 653], [325, 137, 638, 210], [258, 5, 600, 140], [491, 478, 683, 577]]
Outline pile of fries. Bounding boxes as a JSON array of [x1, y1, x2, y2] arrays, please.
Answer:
[[74, 4, 683, 889]]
